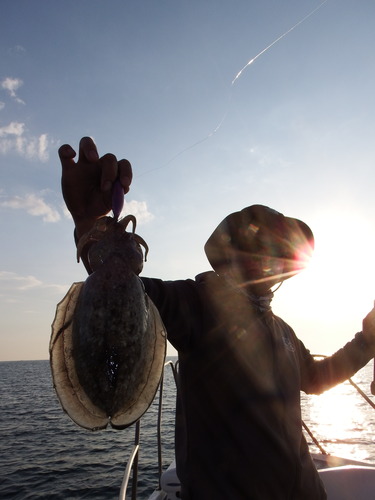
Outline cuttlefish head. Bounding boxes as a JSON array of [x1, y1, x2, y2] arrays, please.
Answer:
[[76, 215, 149, 274]]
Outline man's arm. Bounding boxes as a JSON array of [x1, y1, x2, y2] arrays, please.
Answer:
[[300, 315, 375, 395]]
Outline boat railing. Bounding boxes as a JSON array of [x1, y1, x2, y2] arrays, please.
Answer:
[[118, 360, 178, 500], [118, 436, 139, 500]]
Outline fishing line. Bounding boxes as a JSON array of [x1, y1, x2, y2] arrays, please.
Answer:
[[136, 0, 329, 178]]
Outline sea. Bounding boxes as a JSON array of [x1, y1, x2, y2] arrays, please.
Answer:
[[1, 358, 375, 500]]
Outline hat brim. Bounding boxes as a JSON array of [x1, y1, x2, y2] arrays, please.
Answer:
[[204, 205, 314, 283]]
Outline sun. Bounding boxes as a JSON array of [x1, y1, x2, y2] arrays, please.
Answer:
[[273, 208, 375, 353], [307, 211, 375, 314]]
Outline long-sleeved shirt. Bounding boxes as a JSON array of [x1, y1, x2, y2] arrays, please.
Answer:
[[141, 271, 375, 499]]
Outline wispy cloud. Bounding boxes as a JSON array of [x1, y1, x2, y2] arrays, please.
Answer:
[[8, 45, 26, 56], [62, 204, 72, 219], [123, 200, 154, 224], [0, 121, 24, 137], [0, 76, 52, 161], [1, 77, 25, 105], [16, 132, 49, 162], [0, 271, 68, 296], [0, 193, 61, 222], [0, 271, 42, 291], [0, 123, 50, 162], [61, 198, 154, 224]]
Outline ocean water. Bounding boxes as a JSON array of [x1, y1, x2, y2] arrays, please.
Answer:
[[301, 362, 375, 464], [0, 359, 177, 500], [1, 359, 375, 499]]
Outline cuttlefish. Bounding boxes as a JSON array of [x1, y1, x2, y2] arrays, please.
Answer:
[[50, 185, 166, 431]]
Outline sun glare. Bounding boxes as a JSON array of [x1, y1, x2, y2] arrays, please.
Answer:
[[301, 381, 371, 462], [273, 209, 375, 352], [306, 211, 375, 314]]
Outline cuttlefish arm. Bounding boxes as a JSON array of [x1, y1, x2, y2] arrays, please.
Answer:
[[76, 215, 149, 264]]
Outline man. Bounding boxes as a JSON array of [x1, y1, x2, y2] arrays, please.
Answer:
[[59, 137, 375, 499]]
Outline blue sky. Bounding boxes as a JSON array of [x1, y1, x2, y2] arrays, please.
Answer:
[[1, 0, 375, 361]]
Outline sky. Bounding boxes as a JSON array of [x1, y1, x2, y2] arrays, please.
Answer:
[[1, 0, 375, 361]]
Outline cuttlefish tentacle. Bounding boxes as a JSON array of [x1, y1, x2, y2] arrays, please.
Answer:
[[118, 214, 137, 232], [76, 216, 112, 263], [76, 215, 148, 263], [118, 216, 149, 261]]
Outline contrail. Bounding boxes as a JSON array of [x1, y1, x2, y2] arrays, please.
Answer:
[[137, 0, 329, 177], [231, 0, 329, 85]]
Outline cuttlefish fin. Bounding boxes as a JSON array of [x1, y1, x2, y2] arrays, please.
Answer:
[[49, 282, 110, 431]]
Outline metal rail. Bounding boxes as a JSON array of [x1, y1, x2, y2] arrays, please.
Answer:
[[119, 443, 139, 500], [119, 361, 178, 500]]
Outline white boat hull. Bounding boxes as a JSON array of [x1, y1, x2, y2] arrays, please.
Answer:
[[148, 458, 375, 500], [319, 465, 375, 499]]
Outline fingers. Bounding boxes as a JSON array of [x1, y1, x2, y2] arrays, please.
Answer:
[[98, 156, 133, 193], [59, 137, 133, 193], [118, 159, 133, 194], [58, 144, 76, 169], [58, 137, 98, 168], [100, 153, 119, 192], [100, 157, 132, 194], [78, 136, 99, 163]]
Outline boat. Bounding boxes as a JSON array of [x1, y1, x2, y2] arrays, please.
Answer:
[[118, 359, 375, 500]]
